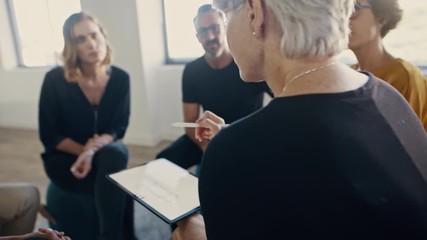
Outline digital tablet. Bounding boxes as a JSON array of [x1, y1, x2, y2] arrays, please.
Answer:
[[107, 158, 200, 224]]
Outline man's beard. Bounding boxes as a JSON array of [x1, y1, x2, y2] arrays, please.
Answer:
[[203, 39, 221, 56]]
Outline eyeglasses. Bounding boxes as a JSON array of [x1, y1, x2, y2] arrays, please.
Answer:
[[352, 2, 371, 18], [353, 2, 372, 13], [196, 24, 221, 38], [355, 1, 372, 11]]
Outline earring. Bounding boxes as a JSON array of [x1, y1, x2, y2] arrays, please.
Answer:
[[252, 32, 256, 36]]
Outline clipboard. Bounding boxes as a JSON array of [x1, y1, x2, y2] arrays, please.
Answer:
[[107, 158, 200, 224]]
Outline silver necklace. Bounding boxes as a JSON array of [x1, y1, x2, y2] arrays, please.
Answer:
[[281, 61, 337, 95]]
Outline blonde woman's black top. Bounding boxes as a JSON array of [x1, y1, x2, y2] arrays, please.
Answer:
[[39, 66, 130, 155]]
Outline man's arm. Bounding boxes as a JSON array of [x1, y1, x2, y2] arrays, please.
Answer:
[[183, 103, 209, 151]]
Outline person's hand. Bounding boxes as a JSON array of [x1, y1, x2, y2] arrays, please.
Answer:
[[195, 111, 227, 142], [70, 149, 94, 179], [172, 214, 207, 240], [21, 227, 71, 240], [84, 134, 111, 152]]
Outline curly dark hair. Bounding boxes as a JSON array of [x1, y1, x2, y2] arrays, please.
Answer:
[[368, 0, 403, 37]]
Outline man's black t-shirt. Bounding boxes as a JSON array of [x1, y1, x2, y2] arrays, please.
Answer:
[[182, 56, 271, 123]]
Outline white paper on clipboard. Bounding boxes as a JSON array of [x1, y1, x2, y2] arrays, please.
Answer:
[[107, 158, 200, 224]]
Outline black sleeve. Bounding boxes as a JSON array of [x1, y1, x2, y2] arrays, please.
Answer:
[[105, 70, 130, 140], [38, 68, 66, 151], [182, 64, 198, 103]]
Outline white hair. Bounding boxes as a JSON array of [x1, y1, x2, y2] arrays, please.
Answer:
[[214, 0, 355, 59]]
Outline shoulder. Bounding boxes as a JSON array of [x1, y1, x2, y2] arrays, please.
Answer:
[[394, 59, 426, 82], [43, 66, 66, 87], [110, 65, 130, 80], [45, 66, 64, 79], [209, 110, 264, 146], [367, 73, 398, 93], [389, 58, 417, 77], [377, 59, 427, 93], [182, 57, 207, 83], [184, 56, 206, 71], [393, 58, 421, 72], [377, 59, 422, 83]]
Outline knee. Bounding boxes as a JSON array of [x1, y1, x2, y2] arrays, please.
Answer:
[[14, 184, 40, 213], [98, 141, 128, 161], [94, 141, 129, 171], [24, 185, 40, 204]]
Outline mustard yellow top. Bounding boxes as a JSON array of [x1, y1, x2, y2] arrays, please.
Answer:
[[354, 58, 427, 131]]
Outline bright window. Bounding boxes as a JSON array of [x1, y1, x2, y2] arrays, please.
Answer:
[[163, 0, 427, 67], [7, 0, 81, 67], [163, 0, 210, 63]]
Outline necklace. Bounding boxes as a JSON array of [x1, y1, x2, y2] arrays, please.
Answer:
[[281, 61, 337, 95]]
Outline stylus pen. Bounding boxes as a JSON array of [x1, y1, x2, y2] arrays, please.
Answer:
[[171, 122, 230, 128], [171, 122, 200, 128]]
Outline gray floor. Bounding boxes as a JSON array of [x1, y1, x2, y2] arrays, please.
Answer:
[[0, 127, 173, 240], [134, 204, 171, 240]]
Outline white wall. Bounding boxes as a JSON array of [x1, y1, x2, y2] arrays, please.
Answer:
[[0, 0, 185, 146]]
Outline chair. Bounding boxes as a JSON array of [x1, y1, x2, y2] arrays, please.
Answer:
[[45, 182, 98, 240]]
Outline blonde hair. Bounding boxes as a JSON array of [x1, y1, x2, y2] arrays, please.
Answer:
[[61, 12, 113, 82]]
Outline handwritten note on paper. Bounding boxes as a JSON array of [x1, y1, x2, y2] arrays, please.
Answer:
[[136, 178, 180, 206], [108, 158, 200, 222]]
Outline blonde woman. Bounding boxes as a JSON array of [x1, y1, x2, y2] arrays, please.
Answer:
[[39, 12, 131, 240]]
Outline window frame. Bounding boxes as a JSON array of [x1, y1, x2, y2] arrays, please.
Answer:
[[6, 0, 81, 68], [6, 0, 26, 67], [161, 0, 192, 65], [161, 0, 213, 65]]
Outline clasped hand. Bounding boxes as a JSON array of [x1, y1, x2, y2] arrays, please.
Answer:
[[26, 227, 71, 240], [0, 227, 71, 240], [70, 134, 111, 179]]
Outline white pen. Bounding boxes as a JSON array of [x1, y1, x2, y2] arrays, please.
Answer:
[[171, 122, 200, 128]]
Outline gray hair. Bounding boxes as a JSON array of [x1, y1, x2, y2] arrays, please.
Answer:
[[193, 4, 225, 25], [214, 0, 355, 59], [213, 0, 245, 11]]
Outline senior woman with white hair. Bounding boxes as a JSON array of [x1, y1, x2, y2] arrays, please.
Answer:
[[173, 0, 427, 239]]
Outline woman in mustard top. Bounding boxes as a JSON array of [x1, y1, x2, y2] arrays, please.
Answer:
[[349, 0, 427, 131]]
